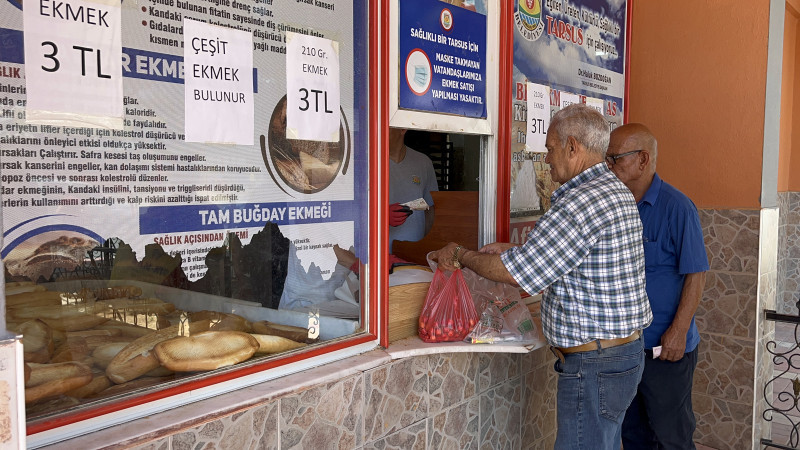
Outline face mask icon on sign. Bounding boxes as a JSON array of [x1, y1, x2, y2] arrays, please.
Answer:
[[414, 65, 429, 87]]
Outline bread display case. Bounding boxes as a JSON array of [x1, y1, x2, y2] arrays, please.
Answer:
[[0, 0, 375, 440]]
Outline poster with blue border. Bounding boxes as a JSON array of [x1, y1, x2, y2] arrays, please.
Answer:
[[509, 0, 628, 242], [398, 0, 487, 118]]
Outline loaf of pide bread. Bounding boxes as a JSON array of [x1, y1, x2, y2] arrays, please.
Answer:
[[250, 334, 307, 354], [25, 361, 92, 403], [105, 320, 210, 384], [251, 321, 315, 343], [154, 331, 259, 372]]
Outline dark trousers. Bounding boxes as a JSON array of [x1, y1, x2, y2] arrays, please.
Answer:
[[621, 346, 698, 450]]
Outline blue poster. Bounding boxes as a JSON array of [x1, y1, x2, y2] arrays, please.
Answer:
[[398, 0, 487, 118], [509, 0, 628, 233], [513, 0, 627, 102]]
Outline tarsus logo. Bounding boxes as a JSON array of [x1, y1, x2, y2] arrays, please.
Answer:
[[515, 0, 545, 41]]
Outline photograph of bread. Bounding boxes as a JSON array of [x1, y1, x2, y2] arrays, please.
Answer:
[[5, 233, 99, 283], [265, 95, 347, 194]]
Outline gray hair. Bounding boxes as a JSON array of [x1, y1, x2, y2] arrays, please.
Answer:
[[550, 104, 609, 156]]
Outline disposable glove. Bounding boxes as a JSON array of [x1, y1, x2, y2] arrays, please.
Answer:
[[389, 203, 412, 226]]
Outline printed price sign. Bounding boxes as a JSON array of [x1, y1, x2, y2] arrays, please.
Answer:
[[22, 0, 123, 127], [286, 32, 340, 142], [585, 96, 604, 115], [525, 82, 549, 152], [560, 92, 580, 109], [184, 19, 254, 145]]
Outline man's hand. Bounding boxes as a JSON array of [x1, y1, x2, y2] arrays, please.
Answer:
[[659, 326, 688, 362], [333, 244, 358, 268], [430, 242, 462, 272], [389, 203, 412, 227], [480, 242, 518, 254]]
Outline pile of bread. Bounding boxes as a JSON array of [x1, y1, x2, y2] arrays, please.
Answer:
[[6, 282, 314, 412]]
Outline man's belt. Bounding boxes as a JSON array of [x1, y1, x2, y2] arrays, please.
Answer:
[[555, 330, 641, 355]]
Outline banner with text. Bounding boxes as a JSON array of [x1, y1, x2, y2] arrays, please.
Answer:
[[398, 0, 487, 118], [0, 0, 368, 283], [510, 0, 627, 221]]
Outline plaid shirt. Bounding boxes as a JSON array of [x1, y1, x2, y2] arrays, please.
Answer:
[[501, 163, 652, 348]]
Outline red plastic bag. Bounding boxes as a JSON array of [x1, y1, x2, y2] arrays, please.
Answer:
[[418, 268, 480, 343]]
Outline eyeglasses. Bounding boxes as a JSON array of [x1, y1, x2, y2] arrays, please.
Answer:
[[605, 149, 643, 166]]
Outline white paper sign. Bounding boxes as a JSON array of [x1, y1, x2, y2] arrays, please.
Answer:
[[286, 33, 340, 142], [525, 83, 549, 152], [184, 19, 254, 145], [22, 0, 123, 128], [560, 92, 580, 109], [585, 97, 605, 115]]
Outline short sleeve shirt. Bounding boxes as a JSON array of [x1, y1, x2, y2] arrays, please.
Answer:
[[638, 173, 709, 352], [389, 147, 438, 248], [501, 163, 653, 348]]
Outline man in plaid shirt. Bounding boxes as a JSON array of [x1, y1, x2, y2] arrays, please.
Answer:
[[433, 104, 652, 449]]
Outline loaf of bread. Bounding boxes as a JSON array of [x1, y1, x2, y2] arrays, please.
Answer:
[[92, 298, 176, 315], [50, 337, 91, 363], [190, 311, 252, 332], [25, 361, 92, 403], [250, 334, 307, 355], [64, 372, 111, 398], [85, 285, 143, 300], [95, 321, 157, 339], [12, 304, 96, 320], [92, 342, 130, 369], [154, 331, 258, 372], [17, 320, 54, 363], [251, 321, 315, 343], [5, 290, 63, 309], [41, 314, 109, 332], [5, 282, 45, 296], [105, 320, 210, 384], [66, 328, 122, 339]]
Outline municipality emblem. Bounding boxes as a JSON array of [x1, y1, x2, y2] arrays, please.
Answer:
[[515, 0, 545, 41]]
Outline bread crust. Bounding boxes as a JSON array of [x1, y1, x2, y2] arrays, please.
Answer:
[[154, 331, 258, 372], [250, 334, 307, 354], [105, 320, 210, 384], [251, 321, 315, 343], [25, 361, 92, 403]]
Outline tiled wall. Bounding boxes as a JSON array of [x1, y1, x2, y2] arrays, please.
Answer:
[[754, 208, 778, 450], [695, 209, 764, 450], [47, 346, 557, 449], [778, 192, 800, 315]]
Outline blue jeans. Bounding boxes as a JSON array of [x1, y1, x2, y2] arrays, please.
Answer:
[[554, 337, 645, 449]]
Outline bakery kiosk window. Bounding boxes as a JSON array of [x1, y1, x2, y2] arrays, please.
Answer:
[[0, 0, 374, 435]]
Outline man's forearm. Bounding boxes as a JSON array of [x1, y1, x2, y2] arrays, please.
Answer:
[[459, 249, 518, 285], [671, 271, 706, 332]]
